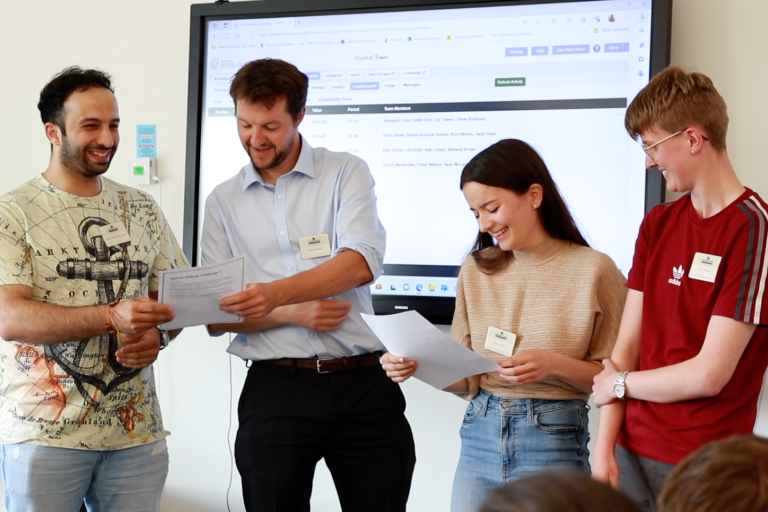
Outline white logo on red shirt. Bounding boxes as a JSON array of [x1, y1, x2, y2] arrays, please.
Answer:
[[668, 265, 684, 286]]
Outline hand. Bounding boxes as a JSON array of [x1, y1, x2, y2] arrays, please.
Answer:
[[593, 359, 621, 407], [381, 352, 418, 383], [593, 449, 621, 489], [286, 300, 352, 331], [220, 283, 275, 319], [111, 297, 175, 334], [497, 348, 555, 384], [116, 328, 161, 369]]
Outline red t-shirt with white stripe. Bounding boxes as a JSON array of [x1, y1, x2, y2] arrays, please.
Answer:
[[620, 188, 768, 465]]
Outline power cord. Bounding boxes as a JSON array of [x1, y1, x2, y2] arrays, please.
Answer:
[[226, 333, 235, 512]]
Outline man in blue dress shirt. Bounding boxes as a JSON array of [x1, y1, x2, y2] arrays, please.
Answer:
[[201, 58, 416, 512]]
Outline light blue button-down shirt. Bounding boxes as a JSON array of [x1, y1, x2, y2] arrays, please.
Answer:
[[201, 136, 387, 360]]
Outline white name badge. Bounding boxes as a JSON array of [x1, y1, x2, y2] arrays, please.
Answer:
[[99, 223, 131, 247], [484, 326, 517, 357], [688, 252, 723, 283], [299, 234, 332, 260]]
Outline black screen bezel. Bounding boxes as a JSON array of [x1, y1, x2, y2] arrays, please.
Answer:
[[184, 0, 673, 325]]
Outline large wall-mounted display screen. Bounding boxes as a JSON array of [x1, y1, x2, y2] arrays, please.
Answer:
[[185, 0, 672, 324]]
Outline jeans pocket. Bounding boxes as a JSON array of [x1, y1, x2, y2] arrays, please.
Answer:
[[462, 399, 482, 424], [533, 403, 583, 434]]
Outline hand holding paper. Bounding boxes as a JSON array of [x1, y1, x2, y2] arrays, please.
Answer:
[[219, 282, 273, 319], [362, 311, 499, 390], [158, 257, 245, 329], [381, 352, 419, 383]]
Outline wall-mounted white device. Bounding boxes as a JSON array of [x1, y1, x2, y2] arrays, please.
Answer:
[[128, 157, 157, 185]]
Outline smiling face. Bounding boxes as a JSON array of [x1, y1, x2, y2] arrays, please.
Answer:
[[52, 87, 120, 178], [236, 96, 304, 182], [462, 181, 547, 252], [641, 126, 697, 194]]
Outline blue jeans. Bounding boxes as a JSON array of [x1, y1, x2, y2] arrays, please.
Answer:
[[450, 391, 590, 512], [1, 440, 168, 512]]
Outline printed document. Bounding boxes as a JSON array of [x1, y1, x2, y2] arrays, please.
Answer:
[[158, 256, 245, 330]]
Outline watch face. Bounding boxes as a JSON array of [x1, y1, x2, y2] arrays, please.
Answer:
[[613, 383, 625, 399]]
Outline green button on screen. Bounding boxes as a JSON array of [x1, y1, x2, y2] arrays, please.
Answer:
[[134, 166, 145, 176], [495, 77, 526, 87]]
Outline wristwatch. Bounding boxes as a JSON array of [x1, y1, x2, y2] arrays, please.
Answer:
[[613, 371, 630, 399], [159, 329, 171, 350]]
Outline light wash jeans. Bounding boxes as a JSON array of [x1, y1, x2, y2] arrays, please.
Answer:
[[450, 390, 590, 512], [1, 440, 168, 512]]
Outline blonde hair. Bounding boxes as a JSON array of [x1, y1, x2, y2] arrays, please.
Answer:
[[625, 66, 728, 151], [657, 435, 768, 512]]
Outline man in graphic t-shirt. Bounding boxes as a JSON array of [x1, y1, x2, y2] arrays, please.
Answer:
[[0, 67, 188, 511]]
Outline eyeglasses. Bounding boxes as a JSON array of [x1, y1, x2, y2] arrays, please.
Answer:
[[640, 130, 683, 158], [640, 130, 710, 159]]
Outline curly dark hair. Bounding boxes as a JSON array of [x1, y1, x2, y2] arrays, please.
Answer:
[[38, 66, 113, 135]]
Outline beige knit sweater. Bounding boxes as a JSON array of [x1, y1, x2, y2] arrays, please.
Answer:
[[451, 237, 627, 402]]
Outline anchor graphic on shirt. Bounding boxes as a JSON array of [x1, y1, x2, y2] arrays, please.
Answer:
[[48, 217, 149, 404]]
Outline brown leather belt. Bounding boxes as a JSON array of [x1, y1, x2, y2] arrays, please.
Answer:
[[258, 352, 382, 373]]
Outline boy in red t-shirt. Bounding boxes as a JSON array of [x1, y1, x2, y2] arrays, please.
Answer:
[[592, 66, 768, 512]]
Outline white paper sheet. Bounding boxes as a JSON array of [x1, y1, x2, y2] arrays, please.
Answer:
[[362, 311, 499, 390], [158, 257, 245, 330]]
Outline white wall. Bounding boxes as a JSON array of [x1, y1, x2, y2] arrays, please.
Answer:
[[2, 1, 768, 511]]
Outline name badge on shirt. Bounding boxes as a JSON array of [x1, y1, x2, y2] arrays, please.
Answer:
[[484, 326, 517, 357], [688, 252, 723, 283], [98, 223, 131, 247], [299, 234, 332, 260]]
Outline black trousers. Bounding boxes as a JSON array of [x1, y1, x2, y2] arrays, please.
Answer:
[[235, 361, 416, 512]]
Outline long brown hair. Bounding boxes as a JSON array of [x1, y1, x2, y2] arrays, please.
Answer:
[[460, 139, 588, 273]]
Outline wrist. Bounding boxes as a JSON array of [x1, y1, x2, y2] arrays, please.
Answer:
[[104, 302, 122, 334], [270, 304, 292, 325], [267, 280, 289, 309], [158, 328, 171, 350], [613, 370, 630, 399], [595, 436, 618, 455]]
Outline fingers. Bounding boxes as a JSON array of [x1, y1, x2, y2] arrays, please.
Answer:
[[320, 300, 353, 313], [381, 353, 418, 382], [112, 298, 175, 334], [498, 362, 529, 378], [497, 357, 516, 368], [116, 329, 161, 369], [498, 366, 536, 384], [592, 364, 619, 407], [117, 351, 159, 369], [219, 286, 256, 307], [311, 315, 349, 331], [291, 300, 353, 331], [220, 284, 271, 319]]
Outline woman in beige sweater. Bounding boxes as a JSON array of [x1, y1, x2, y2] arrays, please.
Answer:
[[383, 139, 627, 512]]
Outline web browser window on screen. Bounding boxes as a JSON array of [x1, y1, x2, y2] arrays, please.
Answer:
[[199, 0, 655, 299]]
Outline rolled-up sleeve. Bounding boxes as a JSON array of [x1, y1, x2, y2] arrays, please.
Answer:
[[333, 158, 386, 280]]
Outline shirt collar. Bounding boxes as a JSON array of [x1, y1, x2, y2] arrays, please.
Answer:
[[241, 135, 314, 191]]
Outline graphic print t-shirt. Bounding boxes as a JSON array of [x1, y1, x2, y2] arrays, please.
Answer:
[[0, 175, 188, 450]]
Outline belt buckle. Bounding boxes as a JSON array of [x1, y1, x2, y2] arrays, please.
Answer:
[[316, 358, 333, 374]]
